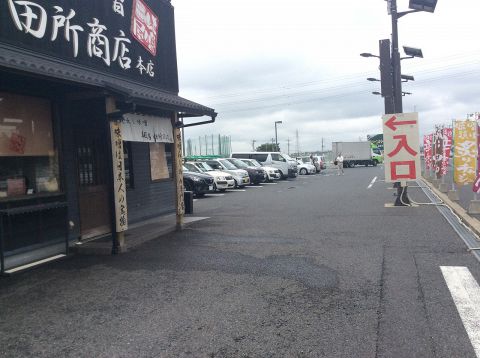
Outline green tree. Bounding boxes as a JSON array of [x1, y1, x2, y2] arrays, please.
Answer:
[[256, 143, 280, 152]]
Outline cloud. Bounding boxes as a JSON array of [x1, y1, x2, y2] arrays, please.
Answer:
[[173, 0, 480, 153]]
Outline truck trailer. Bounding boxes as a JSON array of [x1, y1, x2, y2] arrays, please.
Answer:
[[332, 141, 382, 168]]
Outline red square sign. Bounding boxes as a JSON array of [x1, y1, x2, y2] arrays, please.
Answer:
[[131, 0, 159, 56]]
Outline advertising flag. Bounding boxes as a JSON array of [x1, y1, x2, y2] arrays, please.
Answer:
[[453, 120, 477, 184], [424, 134, 433, 170], [441, 127, 453, 176], [433, 125, 444, 177]]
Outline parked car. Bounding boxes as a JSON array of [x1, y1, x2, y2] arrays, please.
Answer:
[[224, 158, 267, 185], [182, 166, 215, 197], [184, 161, 235, 191], [298, 156, 321, 173], [296, 160, 316, 175], [239, 159, 281, 182], [204, 159, 250, 188], [231, 152, 298, 179]]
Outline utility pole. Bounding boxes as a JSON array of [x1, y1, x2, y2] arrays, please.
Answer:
[[321, 137, 324, 153], [287, 138, 290, 155], [252, 140, 256, 151], [295, 130, 300, 156]]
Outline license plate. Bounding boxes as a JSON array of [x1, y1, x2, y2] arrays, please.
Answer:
[[209, 185, 213, 191], [243, 178, 249, 183]]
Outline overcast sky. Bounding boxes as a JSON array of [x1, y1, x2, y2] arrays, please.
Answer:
[[172, 0, 480, 153]]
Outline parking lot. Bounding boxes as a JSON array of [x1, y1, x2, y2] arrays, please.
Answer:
[[2, 164, 480, 358]]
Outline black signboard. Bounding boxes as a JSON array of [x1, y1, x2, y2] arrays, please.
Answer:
[[0, 0, 179, 92]]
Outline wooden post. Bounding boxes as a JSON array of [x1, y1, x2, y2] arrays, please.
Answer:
[[173, 113, 185, 229], [106, 97, 128, 252]]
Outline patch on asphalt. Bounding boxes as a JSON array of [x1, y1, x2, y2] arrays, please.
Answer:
[[120, 239, 339, 290]]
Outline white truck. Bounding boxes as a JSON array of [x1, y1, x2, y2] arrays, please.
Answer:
[[332, 141, 382, 168]]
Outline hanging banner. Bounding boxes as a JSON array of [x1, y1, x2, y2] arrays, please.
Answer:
[[120, 114, 174, 143], [424, 134, 433, 170], [453, 120, 476, 185], [473, 118, 480, 193], [441, 127, 453, 176], [433, 125, 444, 178]]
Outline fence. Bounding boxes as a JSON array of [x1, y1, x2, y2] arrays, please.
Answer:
[[185, 135, 232, 158]]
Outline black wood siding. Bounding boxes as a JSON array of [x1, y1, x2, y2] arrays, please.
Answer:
[[126, 142, 176, 224]]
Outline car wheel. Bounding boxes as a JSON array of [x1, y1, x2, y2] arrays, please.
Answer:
[[300, 168, 307, 175], [213, 183, 218, 191], [234, 179, 238, 188], [196, 193, 205, 197], [279, 171, 287, 180], [219, 189, 226, 192]]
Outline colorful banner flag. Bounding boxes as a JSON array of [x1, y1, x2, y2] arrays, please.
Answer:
[[454, 120, 477, 185], [441, 127, 453, 176], [424, 134, 433, 170], [433, 125, 444, 178]]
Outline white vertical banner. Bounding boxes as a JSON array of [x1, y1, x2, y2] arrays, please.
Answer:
[[110, 121, 128, 232], [382, 112, 421, 183]]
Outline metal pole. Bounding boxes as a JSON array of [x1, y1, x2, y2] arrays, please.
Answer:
[[275, 122, 278, 149], [390, 0, 403, 114]]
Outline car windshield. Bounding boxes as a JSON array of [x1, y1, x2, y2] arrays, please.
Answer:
[[182, 166, 189, 172], [219, 160, 237, 170], [249, 160, 262, 167], [282, 153, 294, 161], [228, 158, 248, 169], [197, 162, 215, 171], [301, 157, 310, 163], [184, 163, 201, 173]]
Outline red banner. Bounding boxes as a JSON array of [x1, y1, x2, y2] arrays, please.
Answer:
[[424, 134, 433, 170], [441, 128, 453, 176]]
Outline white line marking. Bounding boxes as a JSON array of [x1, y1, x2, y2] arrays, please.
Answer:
[[5, 254, 66, 274], [205, 193, 225, 197], [248, 186, 264, 188], [229, 189, 246, 192], [193, 199, 198, 202], [263, 182, 277, 185], [440, 266, 480, 357], [368, 176, 378, 189]]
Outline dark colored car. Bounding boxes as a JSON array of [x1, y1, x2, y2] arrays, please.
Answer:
[[182, 167, 215, 197], [225, 158, 267, 185]]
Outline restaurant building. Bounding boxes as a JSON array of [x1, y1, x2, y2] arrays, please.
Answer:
[[0, 0, 216, 273]]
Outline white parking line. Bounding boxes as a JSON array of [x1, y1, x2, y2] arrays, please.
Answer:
[[229, 189, 246, 192], [263, 182, 278, 185], [193, 199, 198, 202], [248, 186, 263, 188], [205, 193, 225, 197], [440, 266, 480, 357], [367, 176, 378, 189]]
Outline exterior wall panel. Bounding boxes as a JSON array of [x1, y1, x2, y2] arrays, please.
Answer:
[[126, 142, 175, 224]]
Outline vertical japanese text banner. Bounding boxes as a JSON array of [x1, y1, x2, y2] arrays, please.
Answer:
[[424, 134, 433, 171], [433, 125, 444, 178], [453, 120, 476, 185], [382, 112, 421, 183], [473, 118, 480, 192], [441, 127, 453, 176]]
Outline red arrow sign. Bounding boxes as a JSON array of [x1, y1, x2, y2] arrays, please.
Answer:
[[385, 115, 417, 131]]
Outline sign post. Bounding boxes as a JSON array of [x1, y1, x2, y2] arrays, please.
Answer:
[[383, 112, 421, 206]]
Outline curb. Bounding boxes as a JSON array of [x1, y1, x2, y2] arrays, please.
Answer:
[[421, 177, 480, 242]]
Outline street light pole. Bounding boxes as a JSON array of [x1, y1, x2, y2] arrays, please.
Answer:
[[390, 0, 403, 114], [275, 121, 282, 150]]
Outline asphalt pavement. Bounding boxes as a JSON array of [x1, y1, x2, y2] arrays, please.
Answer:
[[1, 165, 479, 357]]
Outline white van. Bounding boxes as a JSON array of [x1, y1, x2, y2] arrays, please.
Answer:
[[231, 152, 297, 179]]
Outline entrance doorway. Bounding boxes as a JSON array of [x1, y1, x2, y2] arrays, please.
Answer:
[[72, 100, 111, 240]]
